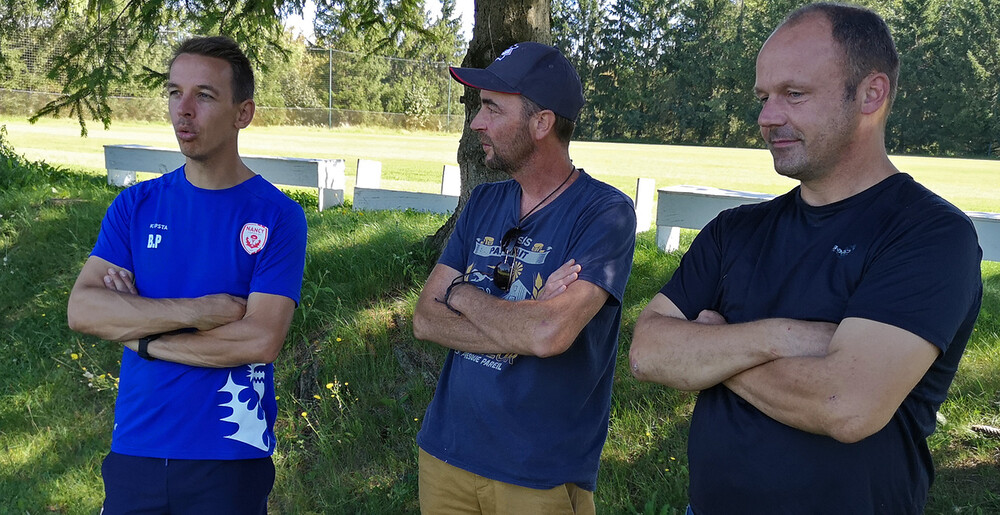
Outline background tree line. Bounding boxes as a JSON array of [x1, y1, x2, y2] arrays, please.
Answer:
[[0, 0, 997, 156], [553, 0, 1000, 156]]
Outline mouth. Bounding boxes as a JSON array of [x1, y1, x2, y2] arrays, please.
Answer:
[[175, 126, 197, 142], [768, 138, 799, 149]]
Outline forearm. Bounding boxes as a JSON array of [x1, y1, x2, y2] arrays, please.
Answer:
[[722, 319, 939, 443], [447, 282, 601, 358], [129, 316, 288, 368], [724, 357, 845, 437], [630, 300, 833, 390], [68, 285, 205, 341], [631, 314, 785, 390], [412, 285, 525, 355]]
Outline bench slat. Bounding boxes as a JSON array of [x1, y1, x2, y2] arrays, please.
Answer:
[[655, 185, 999, 261], [104, 144, 345, 211]]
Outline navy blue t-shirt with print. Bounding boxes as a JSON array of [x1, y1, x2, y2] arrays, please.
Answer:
[[417, 170, 637, 491], [661, 173, 982, 514]]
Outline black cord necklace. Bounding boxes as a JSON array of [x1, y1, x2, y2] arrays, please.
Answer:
[[516, 166, 576, 228]]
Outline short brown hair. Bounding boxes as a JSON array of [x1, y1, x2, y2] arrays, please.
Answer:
[[783, 3, 899, 113], [169, 36, 254, 103], [520, 96, 576, 144]]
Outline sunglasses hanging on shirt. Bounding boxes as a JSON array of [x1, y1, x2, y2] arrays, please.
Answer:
[[492, 167, 575, 292]]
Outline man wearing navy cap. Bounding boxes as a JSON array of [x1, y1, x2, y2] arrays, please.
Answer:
[[413, 42, 636, 513]]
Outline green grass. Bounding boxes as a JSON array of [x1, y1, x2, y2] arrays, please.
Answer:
[[1, 121, 999, 513]]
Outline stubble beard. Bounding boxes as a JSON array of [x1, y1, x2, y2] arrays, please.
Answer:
[[483, 123, 535, 176], [770, 103, 858, 183]]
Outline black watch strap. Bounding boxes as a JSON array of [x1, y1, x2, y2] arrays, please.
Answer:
[[137, 333, 162, 361]]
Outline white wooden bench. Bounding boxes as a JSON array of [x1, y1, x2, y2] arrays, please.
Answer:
[[656, 184, 1000, 261], [352, 161, 462, 214], [104, 144, 346, 211], [353, 161, 658, 231]]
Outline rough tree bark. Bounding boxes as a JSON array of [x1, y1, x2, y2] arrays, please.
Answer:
[[426, 0, 551, 253]]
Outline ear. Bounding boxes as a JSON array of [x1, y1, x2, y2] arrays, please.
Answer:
[[530, 110, 556, 141], [859, 72, 890, 116], [235, 99, 255, 129]]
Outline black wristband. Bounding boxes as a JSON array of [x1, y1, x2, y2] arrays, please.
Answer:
[[434, 275, 469, 316], [137, 333, 162, 361]]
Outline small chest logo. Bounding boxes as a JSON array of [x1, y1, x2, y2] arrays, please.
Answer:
[[240, 223, 269, 255]]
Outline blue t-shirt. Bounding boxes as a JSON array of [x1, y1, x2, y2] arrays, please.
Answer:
[[661, 173, 982, 514], [92, 167, 307, 460], [417, 170, 637, 491]]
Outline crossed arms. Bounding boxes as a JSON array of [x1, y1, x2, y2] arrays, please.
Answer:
[[630, 293, 939, 443], [412, 259, 609, 358], [67, 255, 295, 368]]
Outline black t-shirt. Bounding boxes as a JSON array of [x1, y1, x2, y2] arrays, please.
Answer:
[[662, 173, 982, 514]]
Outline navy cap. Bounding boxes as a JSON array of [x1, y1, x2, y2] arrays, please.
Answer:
[[449, 42, 584, 121]]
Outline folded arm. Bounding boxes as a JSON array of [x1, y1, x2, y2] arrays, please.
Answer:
[[629, 293, 834, 390], [67, 256, 246, 341], [412, 260, 607, 357], [124, 292, 296, 368], [68, 255, 295, 367], [724, 317, 940, 443]]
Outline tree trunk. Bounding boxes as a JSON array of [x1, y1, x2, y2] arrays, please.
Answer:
[[426, 0, 551, 253]]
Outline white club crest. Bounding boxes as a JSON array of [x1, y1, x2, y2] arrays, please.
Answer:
[[495, 44, 519, 62], [240, 223, 269, 255]]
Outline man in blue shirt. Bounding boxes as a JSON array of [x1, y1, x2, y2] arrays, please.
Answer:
[[67, 36, 306, 513], [413, 42, 636, 513], [631, 4, 982, 514]]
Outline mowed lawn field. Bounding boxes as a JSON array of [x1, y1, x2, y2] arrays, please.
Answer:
[[4, 116, 1000, 213], [2, 115, 999, 514]]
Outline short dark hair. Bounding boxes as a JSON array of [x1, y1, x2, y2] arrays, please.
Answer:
[[169, 36, 254, 103], [520, 96, 576, 144], [783, 3, 899, 113]]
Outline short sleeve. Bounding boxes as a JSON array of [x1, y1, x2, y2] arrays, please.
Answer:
[[92, 189, 137, 272], [844, 209, 982, 351], [569, 196, 636, 303], [659, 215, 726, 321], [249, 203, 308, 305]]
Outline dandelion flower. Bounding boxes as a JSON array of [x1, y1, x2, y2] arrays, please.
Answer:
[[336, 337, 342, 342], [71, 353, 79, 360], [301, 411, 308, 417], [326, 382, 334, 389], [313, 394, 321, 400]]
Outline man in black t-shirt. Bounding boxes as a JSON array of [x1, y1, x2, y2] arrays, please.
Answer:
[[630, 4, 982, 514]]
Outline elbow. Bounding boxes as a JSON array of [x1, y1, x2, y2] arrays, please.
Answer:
[[412, 311, 430, 341], [66, 301, 108, 339], [248, 334, 285, 364], [628, 325, 659, 384], [529, 324, 576, 358], [823, 405, 891, 444]]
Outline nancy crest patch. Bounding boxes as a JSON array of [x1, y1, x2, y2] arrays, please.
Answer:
[[240, 223, 269, 255]]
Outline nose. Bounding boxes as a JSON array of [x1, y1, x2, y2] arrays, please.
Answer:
[[174, 92, 194, 119], [757, 98, 785, 129], [470, 108, 486, 131]]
